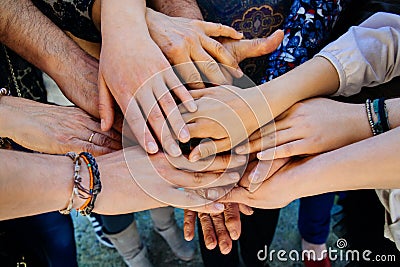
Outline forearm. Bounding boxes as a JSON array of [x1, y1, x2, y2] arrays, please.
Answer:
[[100, 0, 149, 39], [0, 150, 84, 220], [292, 126, 400, 199], [149, 0, 203, 20], [256, 56, 339, 123]]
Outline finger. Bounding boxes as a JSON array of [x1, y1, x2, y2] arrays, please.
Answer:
[[234, 30, 284, 62], [247, 158, 290, 192], [210, 213, 232, 254], [200, 36, 242, 78], [154, 81, 191, 143], [167, 153, 247, 172], [77, 140, 115, 156], [198, 213, 218, 250], [165, 171, 240, 190], [88, 132, 122, 150], [189, 139, 232, 162], [218, 187, 251, 206], [138, 90, 181, 157], [200, 21, 243, 40], [83, 118, 122, 142], [192, 52, 227, 85], [184, 209, 197, 241], [236, 121, 292, 154], [124, 100, 158, 154], [170, 188, 225, 213], [172, 58, 205, 89], [257, 140, 306, 160], [221, 65, 234, 85], [164, 68, 197, 112], [237, 128, 298, 155], [185, 122, 227, 139], [223, 203, 241, 240], [98, 74, 115, 131], [238, 204, 254, 216]]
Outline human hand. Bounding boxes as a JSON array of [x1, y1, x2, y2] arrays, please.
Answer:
[[235, 98, 371, 159], [0, 96, 121, 156], [97, 146, 246, 214], [180, 86, 273, 161], [200, 159, 300, 209], [183, 203, 253, 254], [147, 8, 244, 88], [98, 5, 196, 157]]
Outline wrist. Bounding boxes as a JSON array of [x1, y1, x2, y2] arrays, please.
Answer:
[[347, 103, 373, 141]]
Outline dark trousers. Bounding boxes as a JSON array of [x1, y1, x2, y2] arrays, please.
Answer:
[[298, 193, 335, 245], [198, 208, 280, 267], [0, 212, 77, 267]]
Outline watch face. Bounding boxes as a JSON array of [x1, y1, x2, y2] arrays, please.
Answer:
[[197, 0, 292, 84]]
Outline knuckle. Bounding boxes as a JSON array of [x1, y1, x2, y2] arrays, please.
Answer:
[[282, 143, 293, 156], [187, 72, 202, 84], [149, 110, 165, 122], [193, 172, 203, 184], [204, 60, 220, 74]]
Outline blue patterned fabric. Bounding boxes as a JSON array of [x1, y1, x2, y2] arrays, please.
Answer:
[[262, 0, 345, 83]]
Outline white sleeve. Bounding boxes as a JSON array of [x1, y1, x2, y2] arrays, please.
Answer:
[[316, 12, 400, 97]]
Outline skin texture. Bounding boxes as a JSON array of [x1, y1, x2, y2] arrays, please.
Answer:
[[185, 56, 340, 161], [0, 0, 101, 118], [212, 126, 400, 209], [96, 0, 244, 158], [0, 96, 121, 156], [0, 146, 248, 220]]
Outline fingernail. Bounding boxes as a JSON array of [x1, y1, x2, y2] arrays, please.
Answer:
[[257, 150, 273, 159], [188, 101, 197, 112], [214, 203, 224, 211], [236, 67, 244, 77], [236, 156, 247, 163], [206, 237, 215, 247], [207, 189, 219, 200], [229, 172, 240, 180], [190, 153, 200, 162], [231, 230, 238, 240], [235, 145, 246, 154], [170, 143, 182, 157], [179, 128, 190, 141], [101, 119, 106, 130], [249, 170, 260, 183], [147, 142, 158, 153], [184, 231, 191, 241], [220, 241, 229, 253]]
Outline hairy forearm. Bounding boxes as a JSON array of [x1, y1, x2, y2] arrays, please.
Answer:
[[293, 126, 400, 199], [149, 0, 203, 20], [0, 0, 100, 117]]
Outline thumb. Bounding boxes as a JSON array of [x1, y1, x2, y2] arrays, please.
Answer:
[[98, 74, 115, 131], [234, 29, 284, 62]]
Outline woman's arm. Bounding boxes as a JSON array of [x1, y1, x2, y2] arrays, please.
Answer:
[[0, 147, 247, 220], [217, 126, 400, 209]]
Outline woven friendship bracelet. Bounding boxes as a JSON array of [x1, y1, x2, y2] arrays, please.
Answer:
[[77, 152, 101, 216], [60, 152, 92, 215]]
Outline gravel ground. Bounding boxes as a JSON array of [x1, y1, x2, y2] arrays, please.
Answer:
[[72, 201, 348, 267]]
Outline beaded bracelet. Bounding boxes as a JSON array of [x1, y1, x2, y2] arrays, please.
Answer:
[[365, 99, 377, 136], [77, 152, 101, 216], [0, 87, 12, 149], [60, 152, 91, 215]]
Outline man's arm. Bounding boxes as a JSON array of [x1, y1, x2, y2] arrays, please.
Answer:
[[0, 0, 100, 117], [148, 0, 203, 20]]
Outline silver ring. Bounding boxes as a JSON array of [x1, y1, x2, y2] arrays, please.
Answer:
[[88, 132, 95, 143]]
